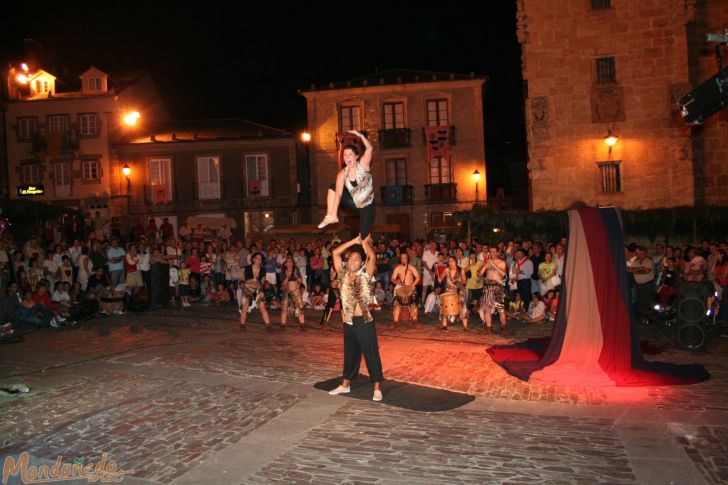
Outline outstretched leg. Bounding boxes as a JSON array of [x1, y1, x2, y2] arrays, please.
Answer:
[[318, 171, 345, 228]]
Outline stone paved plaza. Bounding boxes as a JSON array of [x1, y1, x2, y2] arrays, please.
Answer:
[[1, 305, 726, 484]]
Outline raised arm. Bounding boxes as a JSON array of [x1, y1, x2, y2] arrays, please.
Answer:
[[349, 130, 373, 171], [333, 236, 361, 274], [363, 237, 377, 277]]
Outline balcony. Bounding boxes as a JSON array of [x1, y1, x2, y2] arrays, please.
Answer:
[[378, 128, 411, 149], [425, 183, 457, 202], [31, 131, 80, 154], [380, 185, 414, 206]]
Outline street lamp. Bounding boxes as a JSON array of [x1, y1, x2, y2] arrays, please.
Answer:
[[123, 111, 141, 127], [604, 129, 618, 159], [122, 163, 131, 194], [473, 169, 481, 201]]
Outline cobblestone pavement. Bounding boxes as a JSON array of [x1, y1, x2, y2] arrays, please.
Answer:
[[0, 305, 726, 484], [250, 401, 635, 484]]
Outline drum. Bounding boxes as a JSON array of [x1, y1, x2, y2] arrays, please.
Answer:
[[440, 291, 461, 317], [395, 285, 415, 305]]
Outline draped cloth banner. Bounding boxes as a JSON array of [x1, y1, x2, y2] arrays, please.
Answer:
[[424, 126, 451, 161], [487, 207, 710, 387], [151, 184, 169, 205]]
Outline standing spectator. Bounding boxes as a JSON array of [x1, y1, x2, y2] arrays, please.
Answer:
[[159, 217, 174, 242], [93, 211, 107, 236], [107, 238, 126, 288], [179, 221, 191, 241], [146, 218, 159, 243], [511, 248, 534, 311], [628, 246, 655, 319]]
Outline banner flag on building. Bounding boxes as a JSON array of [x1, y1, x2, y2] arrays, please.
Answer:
[[425, 126, 450, 160], [151, 184, 169, 205]]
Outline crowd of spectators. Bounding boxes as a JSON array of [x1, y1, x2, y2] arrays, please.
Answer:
[[0, 211, 726, 340]]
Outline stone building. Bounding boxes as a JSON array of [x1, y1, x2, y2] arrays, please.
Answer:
[[3, 64, 163, 220], [301, 69, 487, 240], [517, 0, 728, 210], [115, 119, 302, 238]]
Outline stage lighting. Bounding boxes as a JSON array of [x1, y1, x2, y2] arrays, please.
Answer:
[[679, 31, 728, 125], [679, 66, 728, 125]]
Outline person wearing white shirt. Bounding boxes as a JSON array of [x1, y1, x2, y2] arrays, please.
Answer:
[[421, 241, 439, 306]]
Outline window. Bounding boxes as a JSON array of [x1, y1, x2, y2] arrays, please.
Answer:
[[595, 57, 617, 84], [383, 102, 405, 129], [35, 80, 50, 93], [79, 113, 98, 136], [591, 0, 611, 8], [598, 162, 621, 193], [88, 78, 102, 91], [18, 117, 37, 140], [47, 115, 69, 133], [244, 211, 275, 235], [427, 99, 449, 126], [429, 157, 451, 184], [386, 158, 407, 186], [22, 164, 40, 184], [431, 212, 455, 227], [339, 106, 361, 132], [245, 154, 269, 197], [82, 159, 100, 180], [54, 161, 71, 197], [196, 156, 221, 199], [149, 158, 172, 202]]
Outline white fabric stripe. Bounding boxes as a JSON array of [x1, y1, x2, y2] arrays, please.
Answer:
[[531, 210, 615, 386]]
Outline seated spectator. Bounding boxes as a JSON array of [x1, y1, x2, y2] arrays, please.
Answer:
[[20, 289, 61, 328], [545, 289, 559, 322], [524, 292, 547, 323], [506, 293, 525, 319], [424, 286, 442, 314], [310, 283, 326, 310], [370, 280, 385, 311], [215, 283, 229, 306], [657, 257, 679, 306], [51, 281, 72, 318], [200, 274, 216, 303]]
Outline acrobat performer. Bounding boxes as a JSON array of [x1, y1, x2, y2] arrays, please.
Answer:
[[317, 130, 376, 239]]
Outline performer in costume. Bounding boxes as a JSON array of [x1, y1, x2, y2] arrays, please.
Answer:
[[317, 130, 376, 239], [437, 256, 469, 331], [390, 251, 421, 329], [478, 247, 509, 335], [238, 252, 271, 331], [280, 254, 306, 330], [328, 235, 384, 402]]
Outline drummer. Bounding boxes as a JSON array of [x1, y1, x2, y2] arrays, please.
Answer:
[[238, 252, 271, 331], [477, 247, 509, 335], [437, 256, 470, 331], [390, 252, 421, 330]]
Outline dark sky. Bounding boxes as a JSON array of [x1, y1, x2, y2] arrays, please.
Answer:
[[2, 3, 526, 195]]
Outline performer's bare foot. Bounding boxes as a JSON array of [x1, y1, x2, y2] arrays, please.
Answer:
[[317, 214, 339, 229]]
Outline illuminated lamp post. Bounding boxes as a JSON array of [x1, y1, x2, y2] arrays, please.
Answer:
[[473, 169, 481, 202], [604, 130, 618, 160]]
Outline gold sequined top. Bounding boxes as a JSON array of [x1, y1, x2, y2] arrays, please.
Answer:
[[339, 267, 375, 324], [344, 163, 374, 209]]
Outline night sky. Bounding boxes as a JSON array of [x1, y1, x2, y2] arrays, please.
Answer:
[[3, 3, 526, 195]]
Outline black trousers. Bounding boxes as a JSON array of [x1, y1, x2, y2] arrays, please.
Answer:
[[343, 316, 384, 383], [517, 279, 532, 310], [330, 184, 376, 239]]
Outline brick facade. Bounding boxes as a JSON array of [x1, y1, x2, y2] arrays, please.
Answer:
[[301, 70, 487, 240], [518, 0, 728, 210]]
